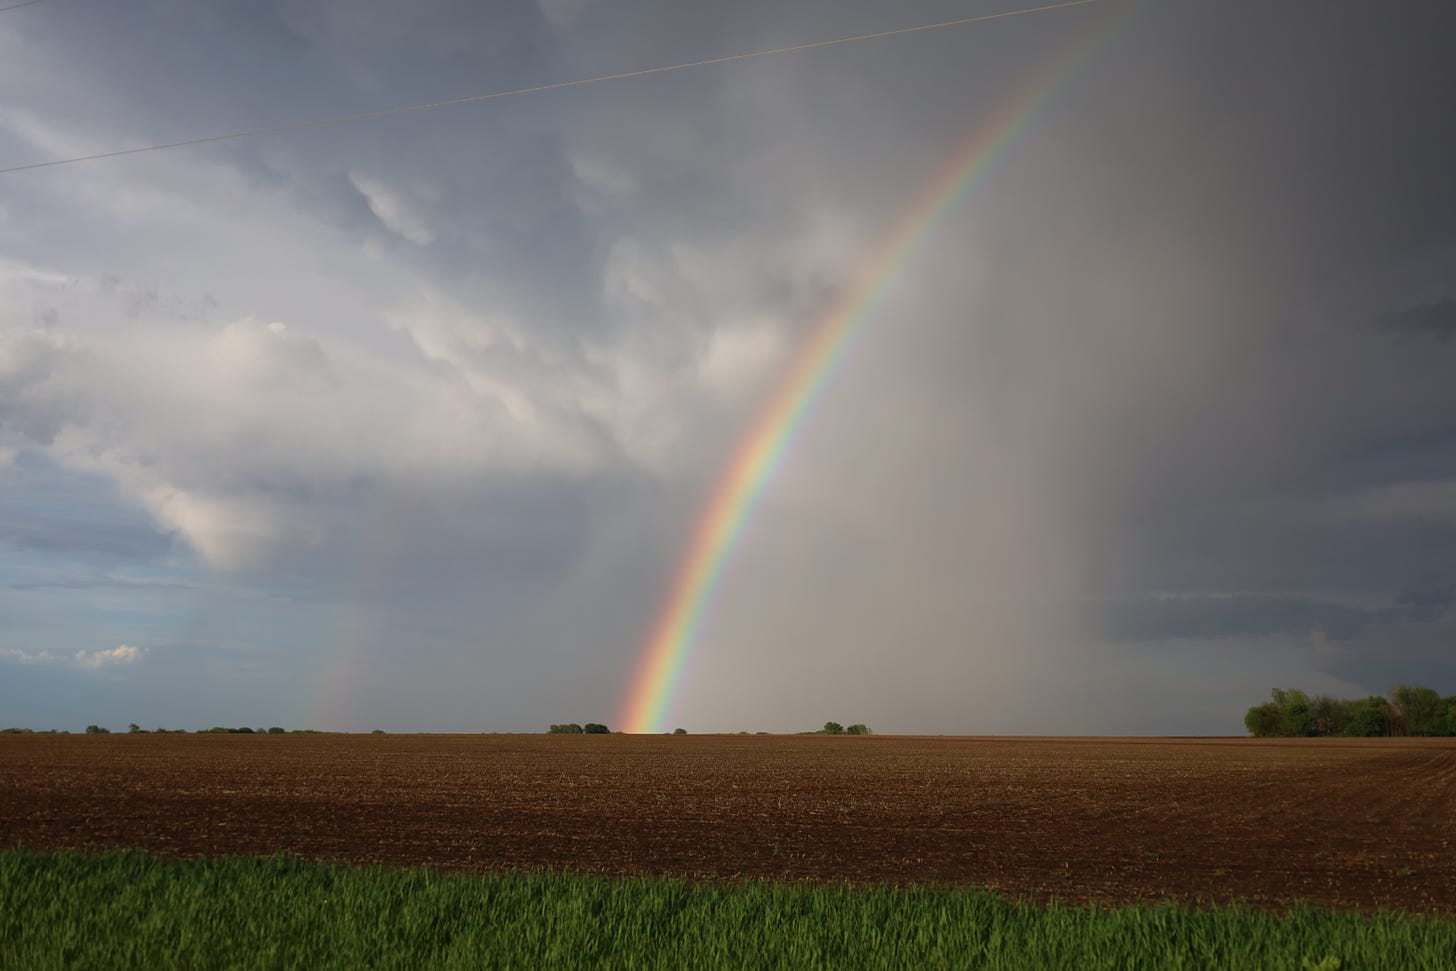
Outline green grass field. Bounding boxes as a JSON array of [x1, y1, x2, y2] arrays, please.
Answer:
[[3, 850, 1452, 970]]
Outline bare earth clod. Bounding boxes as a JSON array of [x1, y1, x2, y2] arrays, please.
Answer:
[[3, 734, 1452, 913]]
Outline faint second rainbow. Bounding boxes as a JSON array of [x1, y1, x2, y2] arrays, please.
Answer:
[[619, 1, 1115, 734]]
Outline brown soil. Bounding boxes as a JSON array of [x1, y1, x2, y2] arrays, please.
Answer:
[[2, 733, 1453, 913]]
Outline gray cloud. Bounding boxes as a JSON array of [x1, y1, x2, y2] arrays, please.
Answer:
[[1374, 299, 1456, 341], [8, 574, 196, 592]]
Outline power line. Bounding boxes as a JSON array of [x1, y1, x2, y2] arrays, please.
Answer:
[[0, 0, 55, 12], [0, 0, 1098, 176]]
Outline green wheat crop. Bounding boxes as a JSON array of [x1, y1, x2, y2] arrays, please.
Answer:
[[2, 849, 1452, 970]]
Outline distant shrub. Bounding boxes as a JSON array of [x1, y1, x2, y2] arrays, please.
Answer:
[[370, 729, 385, 734], [548, 723, 583, 734], [672, 728, 687, 735], [84, 725, 110, 734], [583, 723, 610, 735], [1, 727, 34, 734], [267, 727, 285, 734]]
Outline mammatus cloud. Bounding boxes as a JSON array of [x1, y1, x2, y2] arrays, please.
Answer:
[[2, 644, 143, 669], [535, 0, 597, 30], [348, 171, 437, 246]]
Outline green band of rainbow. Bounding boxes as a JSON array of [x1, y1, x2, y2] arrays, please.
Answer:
[[620, 2, 1115, 734]]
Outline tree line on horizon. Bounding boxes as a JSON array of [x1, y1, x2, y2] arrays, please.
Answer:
[[1244, 685, 1456, 737], [1, 725, 325, 735]]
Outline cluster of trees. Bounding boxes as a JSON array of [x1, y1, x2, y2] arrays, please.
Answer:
[[817, 722, 872, 735], [1244, 686, 1456, 737], [547, 723, 610, 734]]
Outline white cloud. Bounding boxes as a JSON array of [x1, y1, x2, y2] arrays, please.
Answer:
[[74, 644, 143, 668], [1, 648, 61, 665], [0, 305, 628, 569], [2, 645, 142, 669], [348, 171, 436, 245]]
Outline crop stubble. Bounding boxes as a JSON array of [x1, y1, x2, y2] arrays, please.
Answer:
[[2, 734, 1452, 913]]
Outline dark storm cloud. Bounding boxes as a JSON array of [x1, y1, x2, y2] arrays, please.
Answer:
[[1096, 588, 1453, 644]]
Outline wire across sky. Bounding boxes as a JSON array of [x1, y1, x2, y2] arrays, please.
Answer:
[[0, 0, 55, 14], [0, 0, 1098, 176]]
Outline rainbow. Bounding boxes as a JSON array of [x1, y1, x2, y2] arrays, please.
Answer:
[[619, 2, 1118, 734]]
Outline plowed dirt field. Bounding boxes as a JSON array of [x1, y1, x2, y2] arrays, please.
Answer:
[[3, 734, 1453, 913]]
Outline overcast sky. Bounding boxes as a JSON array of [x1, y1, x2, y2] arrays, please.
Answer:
[[2, 0, 1454, 734]]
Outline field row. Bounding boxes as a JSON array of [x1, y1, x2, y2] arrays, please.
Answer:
[[4, 734, 1454, 912]]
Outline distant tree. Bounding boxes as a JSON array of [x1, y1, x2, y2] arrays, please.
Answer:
[[1348, 697, 1388, 737], [583, 723, 610, 734], [370, 729, 385, 734], [1266, 688, 1314, 736], [1444, 697, 1456, 737], [845, 724, 872, 735], [1382, 703, 1406, 737], [267, 726, 285, 734], [548, 723, 583, 734], [1309, 695, 1356, 736], [1391, 685, 1442, 736], [127, 723, 143, 734], [1244, 703, 1282, 738], [84, 724, 110, 734], [822, 722, 844, 735], [673, 728, 687, 735]]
